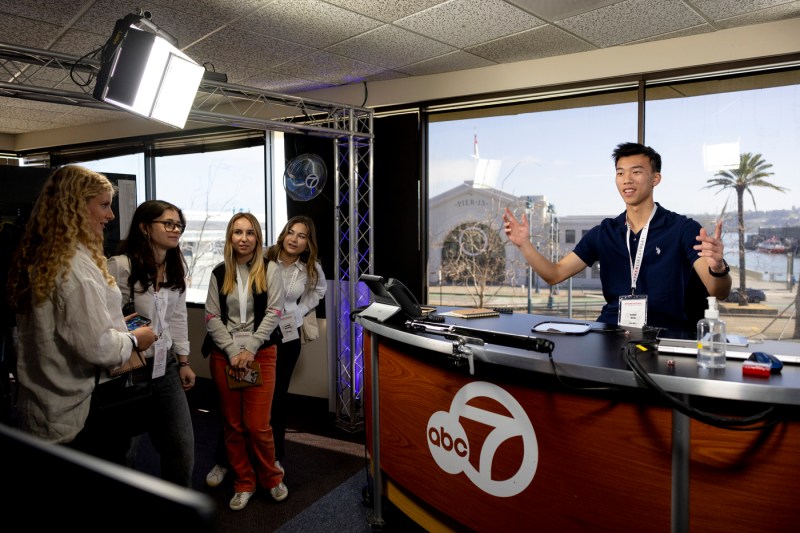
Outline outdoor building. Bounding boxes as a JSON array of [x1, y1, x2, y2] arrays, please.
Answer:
[[428, 180, 606, 307]]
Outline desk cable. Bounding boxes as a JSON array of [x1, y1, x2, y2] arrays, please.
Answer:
[[623, 340, 783, 430], [547, 350, 623, 392]]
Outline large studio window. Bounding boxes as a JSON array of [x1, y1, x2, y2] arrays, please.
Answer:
[[644, 70, 800, 286], [428, 90, 638, 314], [155, 146, 267, 303]]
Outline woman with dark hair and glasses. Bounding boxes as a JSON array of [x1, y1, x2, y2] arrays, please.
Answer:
[[107, 199, 196, 487]]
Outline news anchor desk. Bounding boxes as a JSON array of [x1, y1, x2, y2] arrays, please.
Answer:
[[357, 311, 800, 533]]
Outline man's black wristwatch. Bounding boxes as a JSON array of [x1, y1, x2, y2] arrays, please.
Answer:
[[709, 259, 730, 277]]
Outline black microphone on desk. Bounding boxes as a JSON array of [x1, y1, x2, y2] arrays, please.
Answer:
[[448, 325, 555, 354]]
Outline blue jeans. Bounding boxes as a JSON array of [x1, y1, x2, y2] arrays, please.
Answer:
[[128, 357, 195, 487]]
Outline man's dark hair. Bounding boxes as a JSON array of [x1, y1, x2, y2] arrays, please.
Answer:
[[612, 142, 662, 173]]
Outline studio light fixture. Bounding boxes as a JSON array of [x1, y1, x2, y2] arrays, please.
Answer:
[[93, 13, 204, 129]]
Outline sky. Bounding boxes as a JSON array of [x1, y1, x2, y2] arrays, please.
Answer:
[[429, 84, 799, 220]]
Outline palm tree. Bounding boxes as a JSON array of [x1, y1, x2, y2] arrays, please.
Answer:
[[704, 153, 787, 306]]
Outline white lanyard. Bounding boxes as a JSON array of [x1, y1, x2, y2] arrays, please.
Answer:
[[153, 287, 168, 336], [626, 204, 657, 295], [286, 266, 300, 303], [236, 264, 250, 325]]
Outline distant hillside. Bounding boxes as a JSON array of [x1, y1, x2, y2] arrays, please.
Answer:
[[690, 208, 800, 234]]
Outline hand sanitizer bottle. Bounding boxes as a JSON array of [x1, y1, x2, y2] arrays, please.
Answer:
[[697, 296, 726, 368]]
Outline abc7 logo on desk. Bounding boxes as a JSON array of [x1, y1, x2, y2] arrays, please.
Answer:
[[426, 382, 538, 498]]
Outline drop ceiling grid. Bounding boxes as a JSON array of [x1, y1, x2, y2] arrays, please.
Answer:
[[1, 0, 799, 136]]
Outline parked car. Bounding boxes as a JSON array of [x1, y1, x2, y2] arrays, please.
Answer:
[[723, 288, 766, 304]]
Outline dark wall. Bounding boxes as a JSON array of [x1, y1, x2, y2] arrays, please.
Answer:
[[0, 166, 133, 258], [372, 113, 423, 301], [283, 135, 336, 320]]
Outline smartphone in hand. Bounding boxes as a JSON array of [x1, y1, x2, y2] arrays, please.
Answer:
[[125, 313, 152, 331]]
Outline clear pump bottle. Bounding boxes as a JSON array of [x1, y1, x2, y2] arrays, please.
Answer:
[[697, 296, 726, 368]]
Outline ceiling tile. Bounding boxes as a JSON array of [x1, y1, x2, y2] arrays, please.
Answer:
[[628, 23, 714, 45], [0, 15, 59, 49], [713, 1, 800, 29], [327, 24, 456, 69], [272, 50, 385, 85], [49, 28, 109, 56], [557, 0, 706, 48], [149, 0, 270, 23], [690, 0, 797, 20], [230, 70, 318, 94], [396, 0, 544, 48], [363, 69, 409, 83], [235, 0, 382, 49], [324, 0, 446, 22], [507, 0, 624, 20], [468, 25, 596, 63], [0, 0, 85, 26], [398, 50, 496, 76], [71, 0, 148, 37], [186, 27, 315, 81]]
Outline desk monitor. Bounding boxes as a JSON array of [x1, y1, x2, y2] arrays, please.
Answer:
[[0, 423, 215, 529], [359, 274, 403, 322], [360, 274, 425, 321]]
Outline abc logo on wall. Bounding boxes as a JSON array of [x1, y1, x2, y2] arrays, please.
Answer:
[[427, 381, 538, 497]]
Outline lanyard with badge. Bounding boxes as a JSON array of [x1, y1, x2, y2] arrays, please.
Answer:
[[279, 266, 300, 343], [232, 265, 254, 351], [618, 205, 657, 328], [150, 287, 169, 378]]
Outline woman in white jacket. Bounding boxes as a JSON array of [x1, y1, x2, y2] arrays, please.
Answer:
[[265, 215, 326, 469], [8, 165, 156, 460]]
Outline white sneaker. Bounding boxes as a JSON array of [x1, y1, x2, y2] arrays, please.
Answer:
[[270, 481, 289, 502], [229, 490, 255, 511], [276, 460, 285, 475], [206, 464, 228, 487]]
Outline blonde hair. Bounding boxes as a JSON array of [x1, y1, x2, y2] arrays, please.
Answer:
[[221, 212, 267, 295], [8, 165, 116, 312]]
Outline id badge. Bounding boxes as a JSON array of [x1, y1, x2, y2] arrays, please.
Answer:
[[232, 331, 252, 351], [280, 312, 299, 343], [151, 338, 168, 379], [618, 294, 648, 328]]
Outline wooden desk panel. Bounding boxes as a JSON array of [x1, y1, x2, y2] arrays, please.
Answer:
[[370, 337, 673, 531], [689, 418, 800, 532]]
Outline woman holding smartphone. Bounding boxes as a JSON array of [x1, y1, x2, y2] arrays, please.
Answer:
[[8, 165, 156, 461], [204, 212, 287, 511], [107, 200, 195, 487]]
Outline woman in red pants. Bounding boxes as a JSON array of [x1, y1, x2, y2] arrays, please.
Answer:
[[203, 212, 286, 511]]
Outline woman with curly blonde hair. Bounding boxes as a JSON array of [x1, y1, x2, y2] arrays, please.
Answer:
[[8, 165, 156, 458], [203, 212, 287, 511]]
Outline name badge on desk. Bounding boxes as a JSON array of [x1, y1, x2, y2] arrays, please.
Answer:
[[618, 294, 647, 328]]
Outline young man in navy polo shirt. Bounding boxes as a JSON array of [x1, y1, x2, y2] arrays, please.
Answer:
[[502, 142, 732, 332]]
